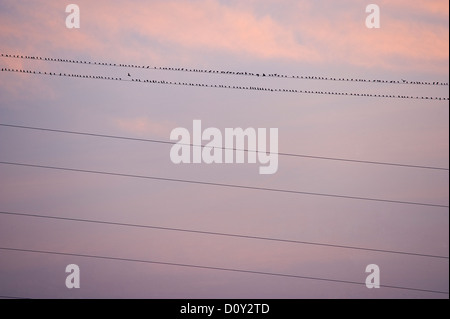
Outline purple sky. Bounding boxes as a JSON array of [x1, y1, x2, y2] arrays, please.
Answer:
[[0, 0, 448, 299]]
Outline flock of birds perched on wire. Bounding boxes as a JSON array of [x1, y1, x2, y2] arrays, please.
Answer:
[[1, 53, 449, 100]]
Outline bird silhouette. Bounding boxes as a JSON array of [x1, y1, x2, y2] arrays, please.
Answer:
[[127, 73, 131, 77]]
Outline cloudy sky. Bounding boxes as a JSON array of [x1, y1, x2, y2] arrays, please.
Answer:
[[0, 0, 448, 299]]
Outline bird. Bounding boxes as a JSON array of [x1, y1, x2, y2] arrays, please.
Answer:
[[127, 73, 131, 77]]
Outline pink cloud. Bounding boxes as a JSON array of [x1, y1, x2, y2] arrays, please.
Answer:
[[94, 0, 318, 62], [290, 0, 449, 71], [0, 1, 448, 75]]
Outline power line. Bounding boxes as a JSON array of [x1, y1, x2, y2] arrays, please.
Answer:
[[2, 68, 449, 101], [1, 123, 448, 172], [0, 123, 447, 172], [0, 161, 447, 208], [0, 246, 447, 295], [2, 53, 449, 86], [1, 210, 447, 259], [0, 295, 28, 299]]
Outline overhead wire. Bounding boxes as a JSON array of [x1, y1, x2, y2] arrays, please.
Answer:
[[0, 295, 28, 299], [2, 53, 449, 86], [0, 210, 447, 259], [1, 67, 449, 101], [0, 123, 447, 171], [0, 247, 447, 295], [0, 161, 447, 208]]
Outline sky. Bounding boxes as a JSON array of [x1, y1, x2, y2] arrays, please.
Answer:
[[0, 0, 448, 299]]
